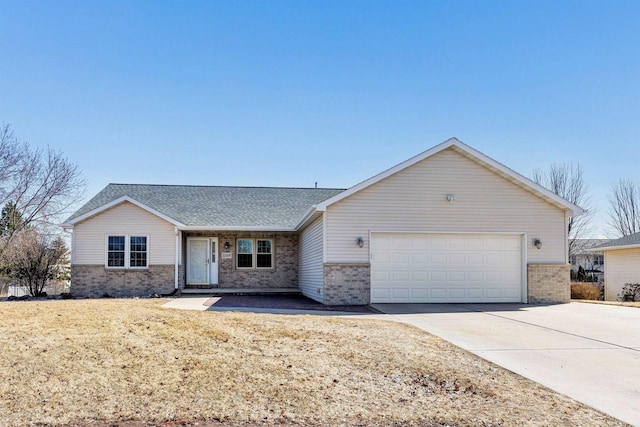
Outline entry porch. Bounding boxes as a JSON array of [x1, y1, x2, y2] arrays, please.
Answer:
[[180, 231, 299, 293]]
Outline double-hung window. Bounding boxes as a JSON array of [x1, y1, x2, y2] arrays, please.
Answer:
[[106, 235, 148, 268], [236, 238, 273, 269]]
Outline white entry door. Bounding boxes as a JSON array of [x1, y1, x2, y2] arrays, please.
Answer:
[[187, 238, 209, 284]]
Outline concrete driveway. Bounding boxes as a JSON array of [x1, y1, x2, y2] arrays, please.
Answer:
[[372, 302, 640, 426]]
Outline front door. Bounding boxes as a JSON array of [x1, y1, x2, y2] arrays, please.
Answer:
[[187, 237, 219, 285], [187, 238, 209, 284]]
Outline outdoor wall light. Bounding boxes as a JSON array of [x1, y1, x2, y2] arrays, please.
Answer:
[[446, 194, 456, 202], [224, 242, 230, 250], [533, 238, 542, 249], [356, 237, 364, 248]]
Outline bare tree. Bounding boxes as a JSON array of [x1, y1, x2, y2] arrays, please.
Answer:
[[532, 163, 593, 259], [3, 229, 69, 296], [607, 179, 640, 237], [0, 123, 85, 247]]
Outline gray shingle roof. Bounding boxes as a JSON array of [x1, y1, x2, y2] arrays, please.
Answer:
[[593, 232, 640, 250], [570, 239, 611, 254], [66, 184, 345, 229]]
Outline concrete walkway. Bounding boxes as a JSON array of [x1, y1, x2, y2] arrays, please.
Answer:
[[372, 302, 640, 426], [162, 296, 368, 316]]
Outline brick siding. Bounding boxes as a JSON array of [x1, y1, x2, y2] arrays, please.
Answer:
[[527, 264, 570, 304], [71, 265, 175, 298], [323, 263, 370, 305]]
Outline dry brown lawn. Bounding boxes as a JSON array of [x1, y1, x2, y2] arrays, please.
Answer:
[[0, 299, 625, 426]]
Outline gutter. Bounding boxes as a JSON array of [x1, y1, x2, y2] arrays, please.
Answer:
[[177, 226, 295, 232], [586, 243, 640, 252]]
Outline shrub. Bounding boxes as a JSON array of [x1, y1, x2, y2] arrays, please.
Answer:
[[618, 283, 640, 302], [571, 283, 601, 300]]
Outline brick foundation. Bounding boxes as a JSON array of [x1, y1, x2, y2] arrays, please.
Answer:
[[323, 263, 370, 305], [527, 264, 570, 304], [71, 265, 176, 298]]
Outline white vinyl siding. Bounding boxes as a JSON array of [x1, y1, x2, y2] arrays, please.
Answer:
[[299, 215, 324, 302], [604, 249, 640, 301], [73, 201, 176, 265], [325, 148, 567, 265]]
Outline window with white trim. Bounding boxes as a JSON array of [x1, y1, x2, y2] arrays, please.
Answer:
[[236, 238, 273, 269], [106, 235, 148, 268]]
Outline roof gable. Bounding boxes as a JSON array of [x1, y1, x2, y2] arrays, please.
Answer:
[[63, 196, 185, 227], [315, 137, 584, 216]]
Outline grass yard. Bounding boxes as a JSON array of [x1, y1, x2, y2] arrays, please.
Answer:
[[0, 299, 624, 426]]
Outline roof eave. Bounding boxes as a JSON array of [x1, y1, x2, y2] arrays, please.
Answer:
[[588, 243, 640, 252], [177, 225, 296, 232]]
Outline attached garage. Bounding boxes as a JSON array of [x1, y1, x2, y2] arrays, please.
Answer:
[[370, 232, 525, 303]]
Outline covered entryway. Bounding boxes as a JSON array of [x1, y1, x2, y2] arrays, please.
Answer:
[[370, 232, 524, 303]]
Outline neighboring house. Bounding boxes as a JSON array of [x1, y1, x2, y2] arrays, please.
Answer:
[[63, 138, 583, 305], [569, 239, 609, 282], [591, 233, 640, 301]]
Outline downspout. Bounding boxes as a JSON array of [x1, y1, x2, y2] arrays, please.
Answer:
[[175, 227, 180, 289]]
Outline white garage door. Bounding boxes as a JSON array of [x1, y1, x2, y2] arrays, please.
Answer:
[[371, 233, 523, 303]]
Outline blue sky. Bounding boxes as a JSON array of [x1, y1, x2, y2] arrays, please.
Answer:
[[1, 0, 639, 237]]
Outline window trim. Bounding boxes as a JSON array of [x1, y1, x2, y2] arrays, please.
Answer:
[[235, 238, 274, 270], [105, 234, 150, 269]]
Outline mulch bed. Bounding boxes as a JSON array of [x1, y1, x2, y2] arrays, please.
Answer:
[[204, 294, 379, 313]]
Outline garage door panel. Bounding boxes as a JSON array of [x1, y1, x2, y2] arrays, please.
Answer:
[[485, 288, 503, 298], [448, 253, 466, 265], [431, 237, 448, 249], [430, 271, 447, 281], [412, 253, 427, 264], [466, 237, 485, 250], [430, 288, 447, 299], [410, 237, 429, 249], [430, 253, 446, 264], [485, 253, 503, 266], [468, 253, 484, 265], [392, 253, 409, 264], [448, 271, 466, 281], [411, 271, 427, 281], [448, 288, 466, 298], [467, 288, 484, 298], [467, 271, 484, 281], [391, 288, 410, 299], [411, 288, 428, 299], [392, 271, 410, 281], [371, 233, 523, 303]]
